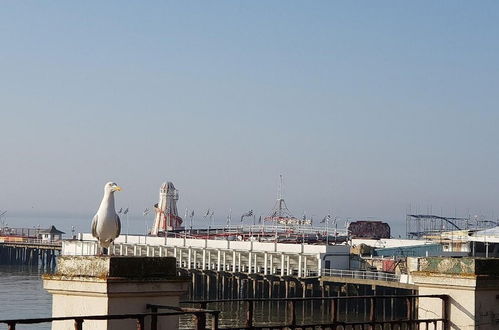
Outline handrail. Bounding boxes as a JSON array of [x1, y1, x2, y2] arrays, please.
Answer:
[[0, 295, 449, 330], [0, 238, 62, 246], [181, 295, 449, 330], [181, 294, 448, 304], [0, 310, 220, 330], [321, 268, 401, 282]]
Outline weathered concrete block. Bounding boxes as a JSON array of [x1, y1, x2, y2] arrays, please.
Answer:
[[43, 256, 188, 330], [413, 257, 499, 330], [54, 256, 177, 279]]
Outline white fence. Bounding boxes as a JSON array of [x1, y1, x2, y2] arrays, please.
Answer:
[[321, 268, 401, 282]]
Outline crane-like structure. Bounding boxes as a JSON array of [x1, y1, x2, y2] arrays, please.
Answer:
[[264, 175, 311, 225]]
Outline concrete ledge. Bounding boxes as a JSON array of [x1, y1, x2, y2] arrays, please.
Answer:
[[47, 256, 177, 279], [320, 275, 417, 290], [416, 257, 499, 276]]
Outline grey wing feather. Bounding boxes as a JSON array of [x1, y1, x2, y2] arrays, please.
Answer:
[[115, 214, 121, 237], [91, 214, 98, 238]]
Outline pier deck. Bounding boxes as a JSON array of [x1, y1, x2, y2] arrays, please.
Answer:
[[64, 234, 411, 290], [0, 240, 61, 266]]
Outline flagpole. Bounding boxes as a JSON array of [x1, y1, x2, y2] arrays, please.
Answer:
[[326, 215, 329, 245], [124, 208, 128, 244], [190, 211, 194, 235]]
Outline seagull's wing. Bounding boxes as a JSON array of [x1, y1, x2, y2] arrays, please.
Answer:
[[91, 214, 98, 238], [115, 214, 121, 237]]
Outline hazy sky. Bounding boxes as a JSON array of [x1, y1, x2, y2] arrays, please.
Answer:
[[1, 2, 499, 234]]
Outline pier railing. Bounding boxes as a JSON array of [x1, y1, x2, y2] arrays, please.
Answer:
[[322, 268, 401, 282], [0, 309, 220, 330], [0, 238, 62, 247], [181, 294, 449, 329], [0, 295, 449, 329]]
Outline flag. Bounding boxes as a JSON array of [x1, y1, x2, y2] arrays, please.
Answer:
[[143, 208, 150, 216], [320, 215, 327, 223], [118, 208, 123, 214], [258, 215, 262, 224], [123, 208, 129, 215], [241, 210, 253, 222], [204, 209, 210, 218]]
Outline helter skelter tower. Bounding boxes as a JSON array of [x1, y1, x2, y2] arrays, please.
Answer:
[[151, 182, 183, 235]]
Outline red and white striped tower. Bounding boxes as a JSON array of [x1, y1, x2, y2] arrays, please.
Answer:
[[151, 182, 183, 236]]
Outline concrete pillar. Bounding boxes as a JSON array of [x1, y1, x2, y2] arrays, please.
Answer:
[[413, 257, 499, 330], [202, 249, 206, 270], [280, 253, 285, 277], [43, 256, 188, 330], [222, 251, 226, 271], [238, 252, 241, 272], [232, 250, 236, 272], [303, 256, 307, 277], [298, 254, 303, 278], [264, 252, 268, 275], [217, 250, 221, 272], [286, 255, 291, 275], [269, 254, 274, 275], [248, 252, 252, 273]]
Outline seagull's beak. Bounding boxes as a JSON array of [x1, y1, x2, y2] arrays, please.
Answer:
[[112, 186, 122, 192]]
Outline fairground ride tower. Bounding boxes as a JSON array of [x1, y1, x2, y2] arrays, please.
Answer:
[[151, 182, 183, 235]]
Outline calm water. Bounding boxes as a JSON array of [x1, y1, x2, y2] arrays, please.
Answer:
[[0, 266, 52, 329], [0, 265, 387, 329]]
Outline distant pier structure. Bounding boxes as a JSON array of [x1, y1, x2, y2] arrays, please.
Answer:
[[0, 226, 63, 267], [151, 181, 183, 236], [406, 214, 498, 239]]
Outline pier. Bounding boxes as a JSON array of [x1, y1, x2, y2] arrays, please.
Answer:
[[64, 233, 415, 303], [0, 239, 61, 268]]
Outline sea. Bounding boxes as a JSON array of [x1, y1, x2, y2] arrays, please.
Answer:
[[0, 265, 52, 329], [0, 266, 324, 329], [0, 214, 150, 329]]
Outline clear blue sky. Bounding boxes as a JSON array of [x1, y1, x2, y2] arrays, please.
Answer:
[[1, 1, 498, 234]]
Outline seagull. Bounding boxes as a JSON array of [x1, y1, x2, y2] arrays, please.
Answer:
[[91, 182, 122, 255]]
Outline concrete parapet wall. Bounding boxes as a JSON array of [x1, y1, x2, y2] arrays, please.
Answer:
[[53, 256, 177, 278], [43, 256, 188, 330], [417, 257, 499, 276], [413, 257, 499, 330]]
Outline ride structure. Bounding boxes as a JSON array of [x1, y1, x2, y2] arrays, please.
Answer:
[[406, 214, 498, 239], [150, 182, 183, 236], [264, 175, 312, 226]]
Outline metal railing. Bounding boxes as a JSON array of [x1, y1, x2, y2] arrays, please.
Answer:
[[0, 308, 219, 330], [322, 268, 401, 282], [0, 295, 449, 330], [182, 294, 449, 330], [0, 238, 62, 247]]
